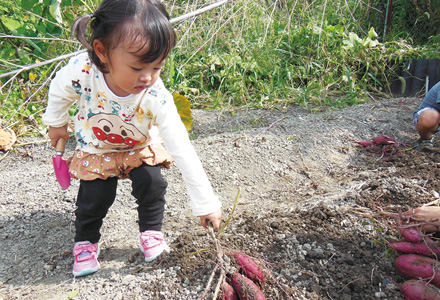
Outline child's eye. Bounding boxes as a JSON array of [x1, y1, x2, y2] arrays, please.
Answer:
[[131, 67, 142, 71]]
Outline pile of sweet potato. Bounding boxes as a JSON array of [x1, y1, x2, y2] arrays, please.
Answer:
[[390, 205, 440, 299], [355, 135, 406, 161], [202, 217, 271, 299], [221, 252, 268, 300], [202, 191, 274, 299]]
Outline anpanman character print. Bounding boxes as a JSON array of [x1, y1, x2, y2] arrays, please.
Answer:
[[88, 113, 147, 149]]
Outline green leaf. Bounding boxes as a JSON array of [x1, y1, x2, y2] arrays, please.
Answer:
[[368, 27, 378, 40], [67, 290, 78, 299], [368, 73, 382, 86], [2, 17, 21, 31], [20, 0, 36, 11], [36, 23, 47, 34], [398, 76, 407, 95], [49, 0, 63, 24], [27, 39, 43, 54]]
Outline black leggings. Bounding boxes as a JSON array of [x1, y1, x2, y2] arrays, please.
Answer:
[[74, 163, 168, 243]]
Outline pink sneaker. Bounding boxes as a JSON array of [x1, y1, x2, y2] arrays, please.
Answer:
[[140, 230, 170, 262], [72, 241, 100, 277]]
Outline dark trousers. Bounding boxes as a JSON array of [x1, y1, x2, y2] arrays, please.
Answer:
[[74, 163, 168, 243]]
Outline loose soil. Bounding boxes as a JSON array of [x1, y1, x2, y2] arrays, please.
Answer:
[[1, 96, 439, 299]]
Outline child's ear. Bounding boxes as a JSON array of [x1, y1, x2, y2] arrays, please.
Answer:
[[93, 40, 108, 64]]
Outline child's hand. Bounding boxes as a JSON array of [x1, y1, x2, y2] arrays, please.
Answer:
[[48, 125, 69, 148], [200, 209, 222, 231]]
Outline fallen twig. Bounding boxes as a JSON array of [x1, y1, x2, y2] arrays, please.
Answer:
[[13, 139, 49, 148], [266, 116, 288, 130], [0, 151, 9, 162]]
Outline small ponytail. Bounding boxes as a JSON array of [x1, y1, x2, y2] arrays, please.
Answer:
[[71, 14, 94, 52]]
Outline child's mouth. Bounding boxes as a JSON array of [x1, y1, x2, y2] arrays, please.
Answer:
[[135, 85, 147, 92]]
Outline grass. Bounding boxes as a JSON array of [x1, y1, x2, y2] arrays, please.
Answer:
[[1, 0, 440, 137]]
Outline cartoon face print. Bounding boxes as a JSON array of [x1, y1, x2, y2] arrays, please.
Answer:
[[82, 62, 92, 74], [88, 113, 147, 149], [72, 80, 82, 95], [83, 86, 92, 102], [136, 107, 145, 123], [109, 100, 121, 114], [145, 109, 155, 120], [96, 92, 107, 109], [122, 104, 136, 122]]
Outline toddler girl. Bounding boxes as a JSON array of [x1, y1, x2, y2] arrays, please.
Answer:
[[43, 0, 222, 277]]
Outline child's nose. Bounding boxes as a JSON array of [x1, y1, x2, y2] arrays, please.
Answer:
[[140, 72, 152, 82]]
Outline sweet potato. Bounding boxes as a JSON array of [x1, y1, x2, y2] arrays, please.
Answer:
[[222, 282, 238, 300], [395, 254, 440, 288], [372, 135, 396, 145], [390, 240, 440, 258], [228, 272, 266, 300], [231, 252, 265, 284], [400, 279, 440, 300], [400, 227, 423, 244]]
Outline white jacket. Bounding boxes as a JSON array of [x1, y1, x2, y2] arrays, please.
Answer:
[[43, 53, 221, 216]]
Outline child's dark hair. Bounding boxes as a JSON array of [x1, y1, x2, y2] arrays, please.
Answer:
[[72, 0, 176, 73]]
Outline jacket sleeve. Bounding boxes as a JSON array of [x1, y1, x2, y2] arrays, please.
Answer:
[[42, 58, 80, 127], [155, 92, 222, 216]]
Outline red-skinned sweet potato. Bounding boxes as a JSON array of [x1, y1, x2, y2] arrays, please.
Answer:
[[390, 240, 440, 258], [400, 279, 440, 300], [372, 135, 396, 145], [228, 272, 266, 300], [222, 282, 238, 300], [231, 252, 265, 284], [395, 254, 440, 288], [400, 228, 423, 244]]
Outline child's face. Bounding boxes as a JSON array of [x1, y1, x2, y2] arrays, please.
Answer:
[[95, 40, 165, 97]]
